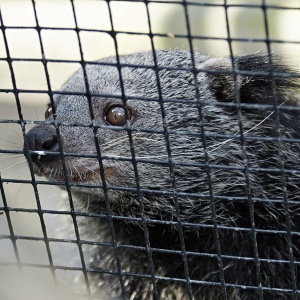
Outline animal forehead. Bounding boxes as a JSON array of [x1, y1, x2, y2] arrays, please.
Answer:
[[54, 95, 88, 110]]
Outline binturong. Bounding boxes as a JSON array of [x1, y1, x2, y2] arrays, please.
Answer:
[[25, 50, 300, 300]]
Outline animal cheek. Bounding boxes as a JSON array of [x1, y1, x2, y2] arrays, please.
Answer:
[[97, 129, 132, 155], [104, 166, 117, 178], [58, 127, 95, 153]]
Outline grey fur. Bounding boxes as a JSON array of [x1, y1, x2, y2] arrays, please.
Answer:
[[25, 50, 300, 299]]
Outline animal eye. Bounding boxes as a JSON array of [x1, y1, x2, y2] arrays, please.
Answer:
[[45, 105, 53, 119], [105, 106, 132, 126]]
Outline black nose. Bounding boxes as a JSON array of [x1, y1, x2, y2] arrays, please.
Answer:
[[25, 127, 60, 163]]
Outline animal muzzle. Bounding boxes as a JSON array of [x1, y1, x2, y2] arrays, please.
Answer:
[[24, 126, 60, 163]]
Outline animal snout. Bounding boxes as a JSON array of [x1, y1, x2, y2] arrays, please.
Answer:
[[25, 127, 60, 163]]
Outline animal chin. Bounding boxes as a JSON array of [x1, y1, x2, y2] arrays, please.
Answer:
[[69, 168, 116, 183], [36, 163, 116, 185]]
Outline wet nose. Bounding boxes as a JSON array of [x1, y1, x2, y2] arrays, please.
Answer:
[[25, 127, 60, 163]]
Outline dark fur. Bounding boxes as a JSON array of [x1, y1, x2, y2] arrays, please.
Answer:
[[25, 50, 300, 299]]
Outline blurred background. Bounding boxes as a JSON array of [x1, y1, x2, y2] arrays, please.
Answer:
[[0, 0, 300, 299]]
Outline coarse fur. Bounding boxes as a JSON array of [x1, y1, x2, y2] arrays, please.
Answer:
[[25, 49, 300, 299]]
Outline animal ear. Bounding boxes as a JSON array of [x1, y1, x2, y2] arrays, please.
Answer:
[[201, 54, 300, 105], [200, 57, 237, 102]]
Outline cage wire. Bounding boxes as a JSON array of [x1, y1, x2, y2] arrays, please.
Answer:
[[1, 0, 300, 300]]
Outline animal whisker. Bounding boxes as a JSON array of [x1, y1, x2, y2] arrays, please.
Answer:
[[86, 194, 90, 213], [100, 132, 142, 149], [0, 155, 24, 162], [0, 159, 27, 173], [0, 139, 23, 149], [101, 134, 164, 151], [207, 101, 287, 154]]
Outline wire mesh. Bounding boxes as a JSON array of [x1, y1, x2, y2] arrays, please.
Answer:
[[1, 1, 300, 300]]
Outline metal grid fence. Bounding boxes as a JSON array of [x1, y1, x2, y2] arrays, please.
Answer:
[[1, 1, 300, 300]]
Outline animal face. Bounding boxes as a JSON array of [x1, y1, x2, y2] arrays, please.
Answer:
[[24, 50, 300, 219]]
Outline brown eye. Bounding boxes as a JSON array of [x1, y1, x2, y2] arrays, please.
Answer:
[[105, 106, 132, 126], [45, 105, 53, 119]]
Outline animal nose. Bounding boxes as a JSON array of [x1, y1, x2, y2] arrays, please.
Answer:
[[25, 127, 60, 163]]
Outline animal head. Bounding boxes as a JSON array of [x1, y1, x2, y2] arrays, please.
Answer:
[[24, 50, 300, 222]]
